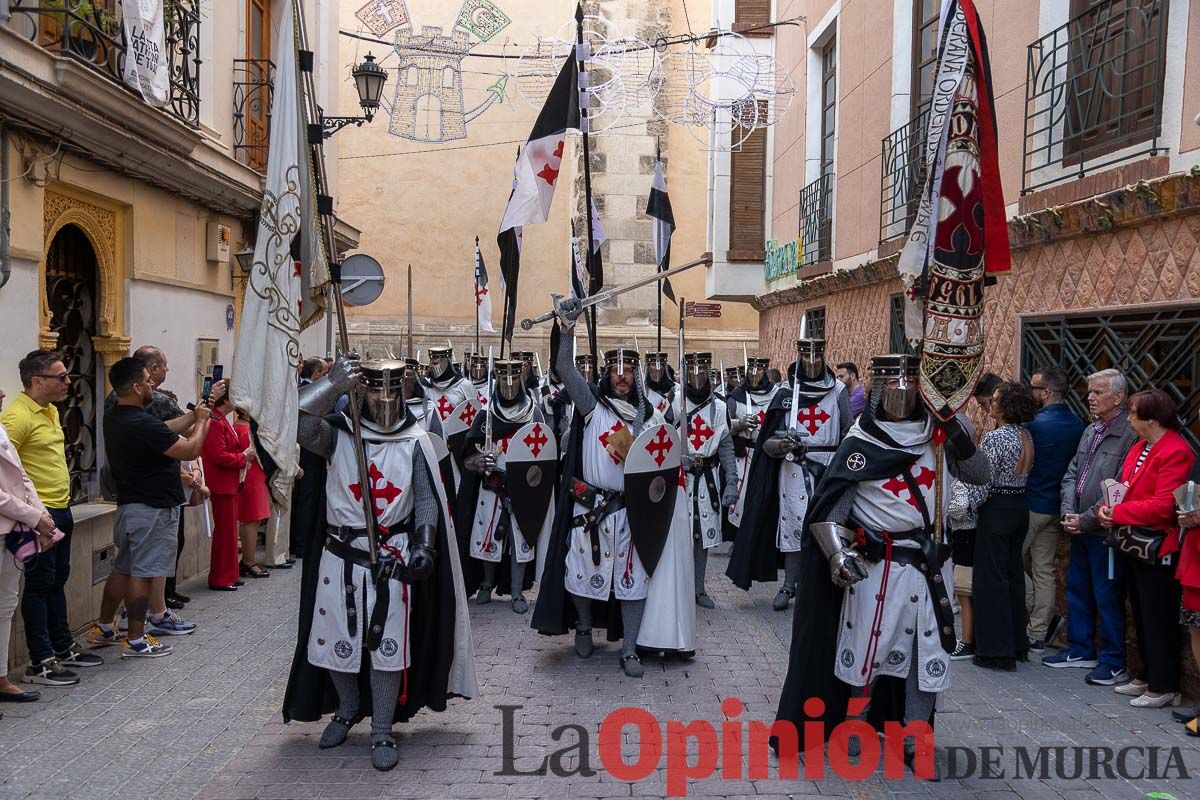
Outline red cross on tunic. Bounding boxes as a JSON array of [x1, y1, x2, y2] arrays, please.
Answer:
[[881, 467, 937, 512], [349, 463, 403, 519], [459, 404, 477, 427], [537, 163, 560, 186], [688, 415, 715, 451], [796, 404, 831, 436], [523, 423, 548, 457], [645, 426, 674, 467], [599, 421, 626, 465], [757, 409, 767, 425], [436, 395, 455, 420], [475, 285, 488, 306]]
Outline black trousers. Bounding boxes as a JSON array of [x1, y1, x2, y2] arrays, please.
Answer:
[[1125, 554, 1182, 692], [165, 512, 186, 597], [973, 492, 1028, 662]]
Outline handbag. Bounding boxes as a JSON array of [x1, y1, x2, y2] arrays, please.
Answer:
[[1105, 525, 1169, 565]]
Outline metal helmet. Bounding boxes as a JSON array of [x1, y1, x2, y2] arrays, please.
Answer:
[[868, 353, 922, 420], [645, 351, 670, 384], [684, 352, 713, 391], [574, 353, 598, 383], [493, 359, 526, 403], [724, 366, 743, 391], [467, 352, 489, 383], [514, 350, 537, 385], [428, 346, 453, 380], [603, 348, 639, 397], [360, 358, 411, 430], [796, 338, 827, 382], [745, 356, 770, 388]]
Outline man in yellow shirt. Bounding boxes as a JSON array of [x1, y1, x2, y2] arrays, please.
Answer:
[[0, 350, 103, 686]]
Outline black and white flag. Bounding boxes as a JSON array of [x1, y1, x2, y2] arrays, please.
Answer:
[[646, 159, 677, 303], [475, 242, 495, 332]]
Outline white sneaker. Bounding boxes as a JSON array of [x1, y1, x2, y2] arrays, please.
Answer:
[[1114, 681, 1148, 697], [1130, 692, 1180, 708]]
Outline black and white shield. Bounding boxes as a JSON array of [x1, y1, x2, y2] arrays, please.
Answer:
[[444, 398, 479, 457], [623, 423, 681, 577], [506, 421, 558, 538]]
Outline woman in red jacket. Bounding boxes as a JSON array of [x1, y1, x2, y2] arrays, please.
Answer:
[[1097, 389, 1196, 708], [201, 387, 254, 591], [1177, 460, 1200, 733], [234, 410, 270, 579]]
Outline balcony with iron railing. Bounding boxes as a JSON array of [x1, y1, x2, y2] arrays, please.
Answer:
[[233, 58, 274, 173], [879, 105, 929, 245], [5, 0, 202, 127], [1021, 0, 1167, 194], [798, 172, 833, 267]]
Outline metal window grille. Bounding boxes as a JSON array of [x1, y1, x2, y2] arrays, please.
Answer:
[[879, 105, 930, 244], [805, 307, 826, 340], [797, 173, 833, 266], [1021, 0, 1167, 194], [233, 58, 275, 173], [8, 0, 203, 128], [1020, 305, 1200, 451]]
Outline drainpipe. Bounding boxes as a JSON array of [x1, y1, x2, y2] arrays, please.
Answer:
[[1, 122, 11, 291]]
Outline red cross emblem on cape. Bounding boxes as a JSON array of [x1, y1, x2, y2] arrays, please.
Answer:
[[459, 404, 477, 427], [881, 467, 937, 512], [436, 395, 455, 420], [349, 463, 403, 519], [523, 424, 548, 458], [599, 421, 626, 465], [688, 414, 714, 451], [796, 404, 831, 435], [646, 426, 674, 467]]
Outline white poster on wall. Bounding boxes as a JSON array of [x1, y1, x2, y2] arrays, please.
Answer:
[[122, 0, 170, 107]]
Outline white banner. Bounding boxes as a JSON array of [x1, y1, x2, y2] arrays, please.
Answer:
[[121, 0, 170, 107]]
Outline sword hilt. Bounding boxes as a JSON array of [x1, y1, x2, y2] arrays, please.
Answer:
[[520, 311, 554, 331]]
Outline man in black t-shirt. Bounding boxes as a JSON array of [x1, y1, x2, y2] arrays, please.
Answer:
[[96, 357, 211, 658]]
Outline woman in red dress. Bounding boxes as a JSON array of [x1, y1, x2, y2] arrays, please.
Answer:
[[235, 410, 270, 579]]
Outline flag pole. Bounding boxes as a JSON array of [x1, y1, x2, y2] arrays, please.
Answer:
[[576, 4, 599, 361], [657, 139, 664, 353], [407, 263, 414, 358], [499, 147, 518, 360], [474, 236, 481, 355], [292, 0, 377, 564]]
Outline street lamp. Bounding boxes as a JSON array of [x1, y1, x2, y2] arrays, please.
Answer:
[[234, 247, 255, 274], [319, 53, 388, 139]]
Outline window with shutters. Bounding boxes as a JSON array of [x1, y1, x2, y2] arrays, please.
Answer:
[[728, 101, 768, 258], [735, 0, 772, 29], [912, 0, 939, 118], [820, 36, 837, 178]]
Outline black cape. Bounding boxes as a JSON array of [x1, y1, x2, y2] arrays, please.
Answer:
[[725, 366, 840, 589], [282, 411, 466, 725], [531, 385, 653, 640], [774, 413, 931, 743], [453, 399, 542, 597]]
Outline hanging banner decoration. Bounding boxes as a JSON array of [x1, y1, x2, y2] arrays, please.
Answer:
[[896, 0, 1011, 421], [475, 242, 496, 332], [122, 0, 169, 106], [646, 159, 677, 303], [355, 0, 411, 36], [454, 0, 512, 42]]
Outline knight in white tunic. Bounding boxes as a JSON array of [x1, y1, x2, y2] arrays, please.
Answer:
[[423, 346, 475, 437], [726, 338, 852, 610], [287, 356, 477, 773], [679, 352, 738, 609], [643, 351, 677, 420], [533, 303, 696, 677], [457, 360, 554, 614], [466, 352, 490, 409], [775, 354, 990, 777], [723, 356, 780, 540]]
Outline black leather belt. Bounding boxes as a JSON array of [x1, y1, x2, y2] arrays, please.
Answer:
[[859, 527, 956, 655], [324, 534, 415, 585], [569, 479, 625, 566]]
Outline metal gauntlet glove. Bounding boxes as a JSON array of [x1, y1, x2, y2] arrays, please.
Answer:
[[811, 522, 869, 588]]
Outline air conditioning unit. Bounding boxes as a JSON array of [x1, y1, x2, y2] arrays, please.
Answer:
[[207, 222, 232, 263]]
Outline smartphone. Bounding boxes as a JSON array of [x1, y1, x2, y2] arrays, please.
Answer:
[[201, 376, 214, 402], [211, 364, 224, 384]]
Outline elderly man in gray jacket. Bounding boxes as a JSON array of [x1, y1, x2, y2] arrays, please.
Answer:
[[1042, 369, 1136, 686]]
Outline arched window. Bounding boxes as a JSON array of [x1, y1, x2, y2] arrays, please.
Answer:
[[406, 66, 419, 86], [441, 66, 456, 88]]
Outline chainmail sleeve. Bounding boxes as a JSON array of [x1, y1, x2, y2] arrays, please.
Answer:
[[717, 429, 737, 484], [837, 388, 853, 437], [298, 414, 336, 461], [820, 484, 860, 526], [411, 445, 439, 531], [554, 336, 597, 417]]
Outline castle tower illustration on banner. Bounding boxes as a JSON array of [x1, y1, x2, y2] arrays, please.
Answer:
[[390, 26, 472, 143]]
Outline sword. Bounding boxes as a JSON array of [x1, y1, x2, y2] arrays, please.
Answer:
[[476, 349, 498, 459], [521, 255, 711, 330]]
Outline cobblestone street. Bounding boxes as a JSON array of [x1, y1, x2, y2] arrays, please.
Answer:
[[1, 549, 1196, 800]]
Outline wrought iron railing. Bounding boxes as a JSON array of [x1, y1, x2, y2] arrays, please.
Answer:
[[797, 172, 833, 266], [1021, 306, 1200, 452], [6, 0, 202, 128], [879, 106, 929, 244], [1021, 0, 1167, 194], [233, 58, 275, 173]]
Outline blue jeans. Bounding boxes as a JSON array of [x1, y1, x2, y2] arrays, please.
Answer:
[[21, 507, 74, 663], [1065, 532, 1126, 669]]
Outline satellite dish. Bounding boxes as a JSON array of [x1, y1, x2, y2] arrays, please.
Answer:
[[339, 253, 385, 307]]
